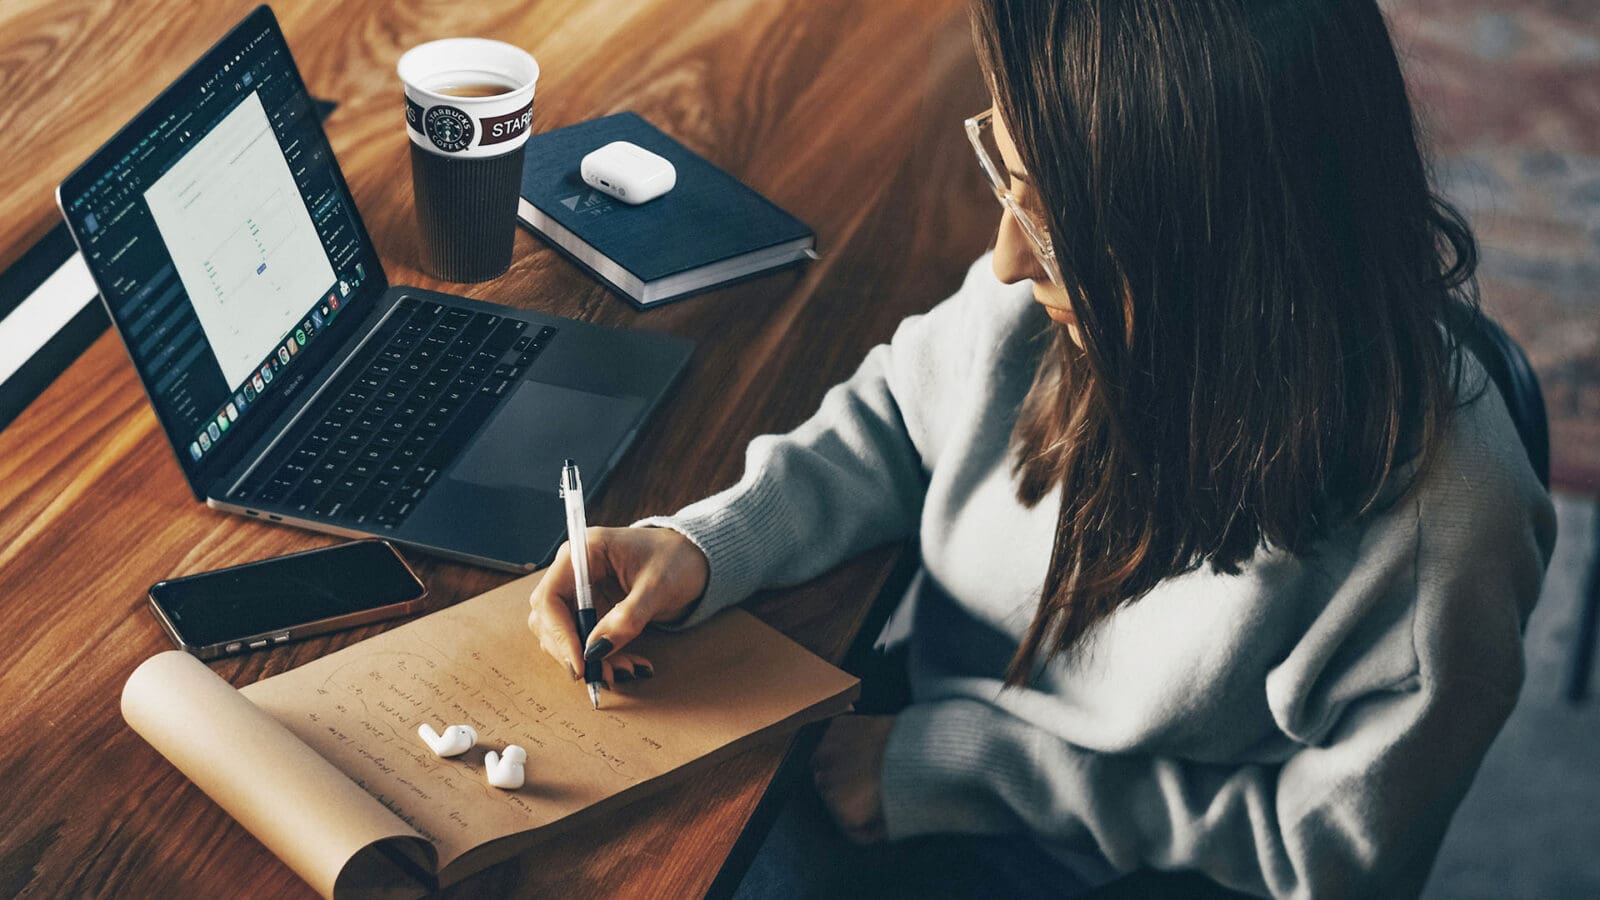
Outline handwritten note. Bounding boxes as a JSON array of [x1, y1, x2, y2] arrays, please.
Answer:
[[241, 573, 858, 870]]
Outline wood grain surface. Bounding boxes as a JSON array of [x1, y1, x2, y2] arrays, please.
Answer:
[[0, 0, 995, 897]]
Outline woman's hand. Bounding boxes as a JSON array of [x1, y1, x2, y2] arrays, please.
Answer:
[[812, 714, 896, 845], [527, 526, 709, 686]]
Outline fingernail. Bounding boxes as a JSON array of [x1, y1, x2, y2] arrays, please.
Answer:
[[615, 669, 634, 683], [583, 637, 613, 663], [636, 666, 653, 679]]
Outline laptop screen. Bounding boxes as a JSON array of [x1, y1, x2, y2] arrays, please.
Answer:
[[58, 5, 383, 496]]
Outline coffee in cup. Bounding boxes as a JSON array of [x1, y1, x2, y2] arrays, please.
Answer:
[[398, 39, 539, 282]]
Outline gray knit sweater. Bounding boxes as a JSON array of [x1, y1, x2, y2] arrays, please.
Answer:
[[638, 256, 1556, 898]]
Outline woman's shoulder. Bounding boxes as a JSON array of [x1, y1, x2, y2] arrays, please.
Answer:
[[1412, 346, 1554, 553], [902, 253, 1042, 378], [921, 252, 1039, 339], [1263, 346, 1556, 743]]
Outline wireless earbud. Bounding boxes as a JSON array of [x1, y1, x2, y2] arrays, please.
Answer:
[[417, 723, 478, 758], [484, 744, 527, 789]]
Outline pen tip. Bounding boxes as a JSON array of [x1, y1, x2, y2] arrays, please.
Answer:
[[589, 683, 600, 710]]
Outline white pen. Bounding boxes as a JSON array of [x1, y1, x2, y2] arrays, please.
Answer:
[[560, 459, 602, 709]]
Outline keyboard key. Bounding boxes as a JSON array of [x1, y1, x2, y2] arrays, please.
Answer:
[[404, 466, 440, 488], [288, 475, 329, 509], [483, 319, 526, 351], [316, 490, 352, 518], [349, 488, 388, 522], [258, 477, 293, 503], [459, 320, 494, 347], [378, 496, 415, 523]]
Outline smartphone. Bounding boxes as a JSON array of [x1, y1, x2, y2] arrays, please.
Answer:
[[147, 540, 427, 659]]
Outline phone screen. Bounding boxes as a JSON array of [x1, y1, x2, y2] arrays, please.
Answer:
[[150, 541, 424, 648]]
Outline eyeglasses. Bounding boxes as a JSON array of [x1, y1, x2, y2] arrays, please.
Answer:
[[964, 108, 1063, 287]]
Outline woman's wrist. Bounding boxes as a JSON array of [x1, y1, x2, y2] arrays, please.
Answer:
[[638, 525, 710, 626]]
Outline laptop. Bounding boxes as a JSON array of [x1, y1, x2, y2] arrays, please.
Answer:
[[56, 6, 692, 572]]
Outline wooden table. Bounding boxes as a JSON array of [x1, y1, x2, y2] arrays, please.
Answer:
[[0, 0, 995, 896]]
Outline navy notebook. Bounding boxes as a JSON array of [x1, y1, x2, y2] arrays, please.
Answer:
[[517, 112, 814, 308]]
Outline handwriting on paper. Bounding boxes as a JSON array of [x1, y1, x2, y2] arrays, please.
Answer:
[[279, 630, 673, 850]]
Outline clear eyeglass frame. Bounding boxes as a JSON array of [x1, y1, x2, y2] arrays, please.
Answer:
[[964, 108, 1064, 288]]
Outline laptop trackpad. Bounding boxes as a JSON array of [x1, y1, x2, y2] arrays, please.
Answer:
[[450, 380, 645, 489]]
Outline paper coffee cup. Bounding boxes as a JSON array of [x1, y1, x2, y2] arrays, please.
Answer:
[[398, 39, 539, 282]]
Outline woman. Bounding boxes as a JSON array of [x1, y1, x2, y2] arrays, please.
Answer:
[[528, 0, 1555, 896]]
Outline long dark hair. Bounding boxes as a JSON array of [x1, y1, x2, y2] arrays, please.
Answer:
[[972, 0, 1479, 685]]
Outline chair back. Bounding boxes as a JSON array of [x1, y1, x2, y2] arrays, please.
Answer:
[[1449, 305, 1551, 489]]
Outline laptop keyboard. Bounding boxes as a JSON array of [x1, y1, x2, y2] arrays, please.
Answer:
[[234, 297, 557, 529]]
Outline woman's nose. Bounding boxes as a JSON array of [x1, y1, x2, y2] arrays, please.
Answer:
[[991, 209, 1046, 285]]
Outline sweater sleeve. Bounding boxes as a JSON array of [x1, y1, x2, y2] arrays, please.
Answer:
[[881, 393, 1557, 899], [635, 256, 1004, 626]]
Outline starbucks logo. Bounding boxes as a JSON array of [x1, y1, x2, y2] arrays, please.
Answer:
[[424, 105, 474, 152]]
